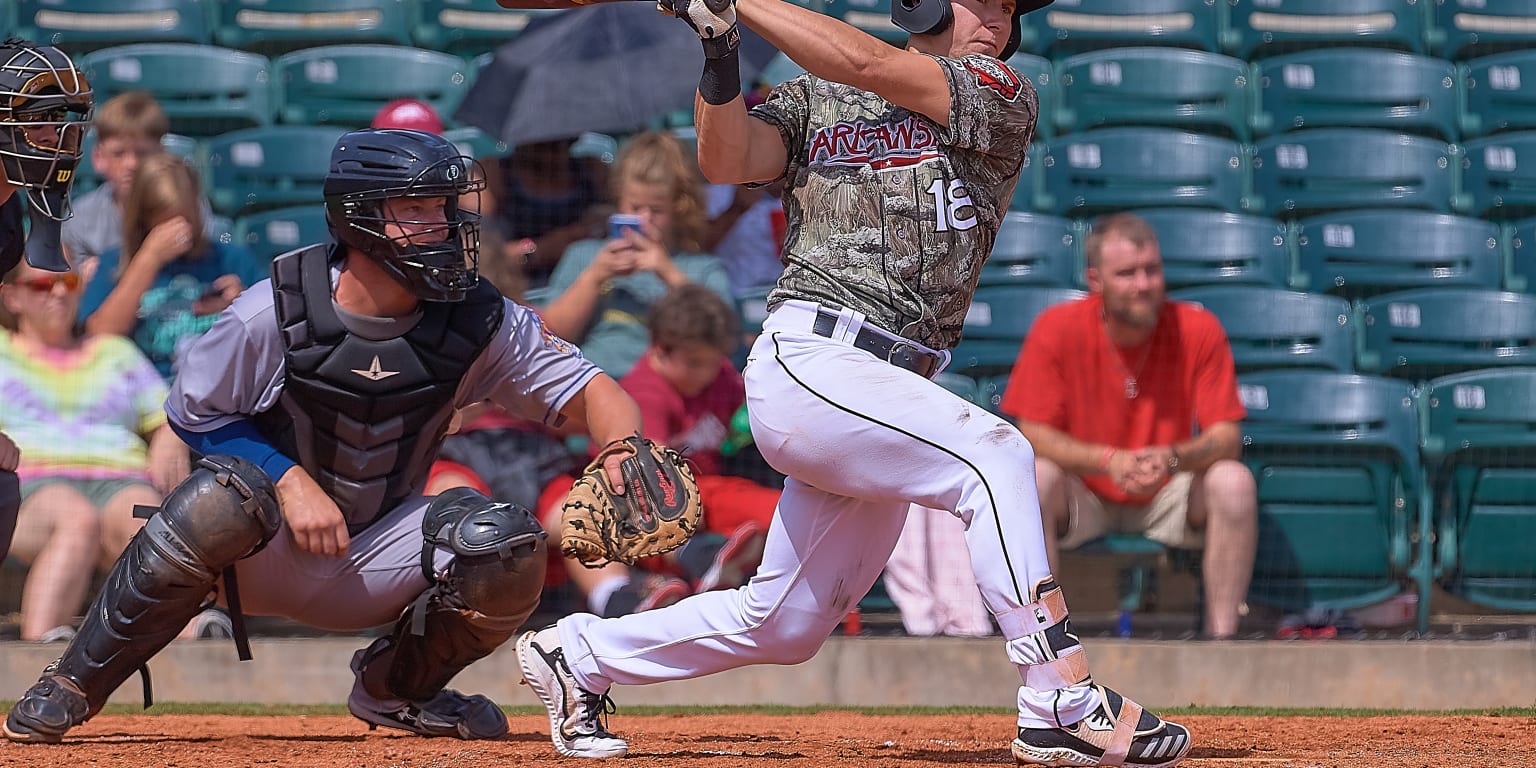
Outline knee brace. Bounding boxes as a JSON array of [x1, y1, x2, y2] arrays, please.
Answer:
[[379, 488, 547, 700], [51, 455, 281, 714], [995, 578, 1092, 691]]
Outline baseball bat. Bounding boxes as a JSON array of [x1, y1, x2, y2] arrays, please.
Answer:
[[496, 0, 647, 8]]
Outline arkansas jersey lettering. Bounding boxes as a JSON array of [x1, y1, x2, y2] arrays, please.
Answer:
[[808, 116, 941, 170], [963, 58, 1023, 102]]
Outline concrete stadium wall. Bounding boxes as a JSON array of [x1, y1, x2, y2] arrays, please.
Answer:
[[1, 637, 1532, 711]]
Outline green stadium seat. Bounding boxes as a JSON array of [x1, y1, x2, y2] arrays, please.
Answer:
[[953, 285, 1085, 377], [1019, 0, 1221, 58], [1136, 208, 1291, 288], [737, 284, 773, 337], [978, 212, 1079, 288], [1251, 128, 1461, 218], [976, 373, 1010, 414], [932, 371, 981, 404], [1172, 285, 1355, 373], [1358, 287, 1536, 380], [1430, 0, 1536, 61], [16, 0, 212, 52], [275, 45, 471, 128], [215, 0, 415, 55], [1462, 51, 1536, 139], [1254, 49, 1461, 142], [234, 204, 330, 265], [205, 125, 348, 216], [1461, 132, 1536, 221], [1421, 366, 1536, 611], [825, 0, 905, 44], [1037, 128, 1248, 216], [1294, 210, 1504, 297], [1054, 47, 1250, 140], [1225, 0, 1428, 59], [1005, 53, 1054, 139], [81, 44, 272, 136], [1008, 142, 1047, 212], [416, 0, 562, 58], [1236, 370, 1423, 614], [1510, 216, 1536, 292], [442, 126, 510, 162]]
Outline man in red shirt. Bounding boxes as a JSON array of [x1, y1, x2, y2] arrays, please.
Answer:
[[1001, 212, 1257, 639]]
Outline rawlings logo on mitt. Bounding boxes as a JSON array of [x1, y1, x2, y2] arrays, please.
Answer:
[[561, 436, 703, 567]]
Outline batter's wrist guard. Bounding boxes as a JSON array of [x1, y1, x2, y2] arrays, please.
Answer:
[[700, 48, 742, 105]]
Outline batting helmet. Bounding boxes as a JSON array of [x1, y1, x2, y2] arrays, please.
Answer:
[[324, 128, 484, 302], [892, 0, 1054, 60]]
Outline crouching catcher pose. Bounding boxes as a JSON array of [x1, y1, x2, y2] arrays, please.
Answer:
[[514, 0, 1193, 765], [5, 128, 646, 744]]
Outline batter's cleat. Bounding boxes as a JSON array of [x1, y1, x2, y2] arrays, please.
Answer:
[[4, 676, 89, 744], [1012, 685, 1191, 767], [517, 626, 628, 759], [347, 647, 509, 740], [694, 521, 767, 593]]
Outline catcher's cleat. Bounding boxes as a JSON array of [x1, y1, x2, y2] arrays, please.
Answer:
[[1012, 685, 1191, 767], [4, 676, 90, 744], [517, 626, 629, 759], [604, 574, 691, 618], [347, 646, 509, 740]]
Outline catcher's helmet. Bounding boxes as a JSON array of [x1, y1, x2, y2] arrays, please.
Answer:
[[892, 0, 1053, 60], [324, 128, 484, 302], [0, 37, 91, 221]]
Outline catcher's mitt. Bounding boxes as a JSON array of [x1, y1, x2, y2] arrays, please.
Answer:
[[561, 436, 702, 567]]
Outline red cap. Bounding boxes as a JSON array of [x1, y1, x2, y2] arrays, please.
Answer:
[[371, 99, 445, 135]]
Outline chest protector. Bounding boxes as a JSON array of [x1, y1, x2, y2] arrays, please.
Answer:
[[256, 246, 504, 530]]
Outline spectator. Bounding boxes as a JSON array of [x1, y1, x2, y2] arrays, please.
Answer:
[[702, 180, 787, 299], [61, 91, 226, 278], [78, 153, 263, 380], [0, 259, 188, 641], [539, 131, 733, 378], [883, 504, 992, 637], [487, 136, 611, 289], [1001, 212, 1257, 639], [540, 284, 773, 618]]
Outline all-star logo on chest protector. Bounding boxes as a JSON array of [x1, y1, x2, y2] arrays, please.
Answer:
[[256, 245, 503, 528]]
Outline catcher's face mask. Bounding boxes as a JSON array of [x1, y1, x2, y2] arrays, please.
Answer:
[[333, 155, 485, 303], [0, 39, 92, 271]]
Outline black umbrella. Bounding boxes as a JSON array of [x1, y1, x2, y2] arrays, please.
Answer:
[[454, 2, 779, 147]]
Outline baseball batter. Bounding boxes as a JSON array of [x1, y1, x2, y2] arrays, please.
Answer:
[[5, 128, 646, 744], [516, 0, 1192, 765]]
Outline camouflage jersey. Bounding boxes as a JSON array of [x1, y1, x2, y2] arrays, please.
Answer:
[[752, 54, 1038, 350]]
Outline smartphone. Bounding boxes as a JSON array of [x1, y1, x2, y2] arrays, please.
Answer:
[[608, 213, 644, 240]]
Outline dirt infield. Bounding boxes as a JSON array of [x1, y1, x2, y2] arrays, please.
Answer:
[[0, 712, 1528, 767]]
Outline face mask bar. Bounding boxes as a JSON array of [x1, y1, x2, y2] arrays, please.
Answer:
[[337, 155, 486, 300]]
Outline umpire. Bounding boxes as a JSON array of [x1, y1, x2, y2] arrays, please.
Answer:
[[5, 128, 646, 743]]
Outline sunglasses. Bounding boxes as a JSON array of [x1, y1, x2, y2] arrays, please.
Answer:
[[13, 273, 82, 293]]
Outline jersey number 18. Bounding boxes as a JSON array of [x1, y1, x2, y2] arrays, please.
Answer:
[[927, 178, 977, 232]]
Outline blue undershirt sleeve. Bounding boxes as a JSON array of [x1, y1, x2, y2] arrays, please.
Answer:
[[170, 419, 296, 482]]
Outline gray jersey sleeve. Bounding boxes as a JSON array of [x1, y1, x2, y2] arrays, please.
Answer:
[[164, 281, 286, 432], [460, 299, 603, 427]]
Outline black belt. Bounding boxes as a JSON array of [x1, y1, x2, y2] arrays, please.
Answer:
[[811, 309, 942, 378]]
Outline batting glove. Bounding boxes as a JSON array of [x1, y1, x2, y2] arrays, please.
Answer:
[[660, 0, 740, 58]]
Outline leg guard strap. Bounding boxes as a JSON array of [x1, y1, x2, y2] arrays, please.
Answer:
[[1001, 578, 1093, 691], [1103, 694, 1144, 765]]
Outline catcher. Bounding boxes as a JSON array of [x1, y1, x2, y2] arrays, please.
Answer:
[[3, 127, 695, 743]]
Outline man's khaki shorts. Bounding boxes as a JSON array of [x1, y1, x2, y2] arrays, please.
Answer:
[[1057, 473, 1202, 550]]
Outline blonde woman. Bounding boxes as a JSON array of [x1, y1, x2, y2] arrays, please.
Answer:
[[0, 259, 188, 641], [539, 131, 733, 378], [78, 152, 263, 379]]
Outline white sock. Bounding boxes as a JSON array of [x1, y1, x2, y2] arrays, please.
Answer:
[[589, 576, 629, 615]]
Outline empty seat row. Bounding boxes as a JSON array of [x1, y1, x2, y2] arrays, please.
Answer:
[[10, 0, 1536, 61], [77, 43, 482, 137], [1011, 127, 1536, 220], [1008, 46, 1536, 142], [5, 0, 557, 58]]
